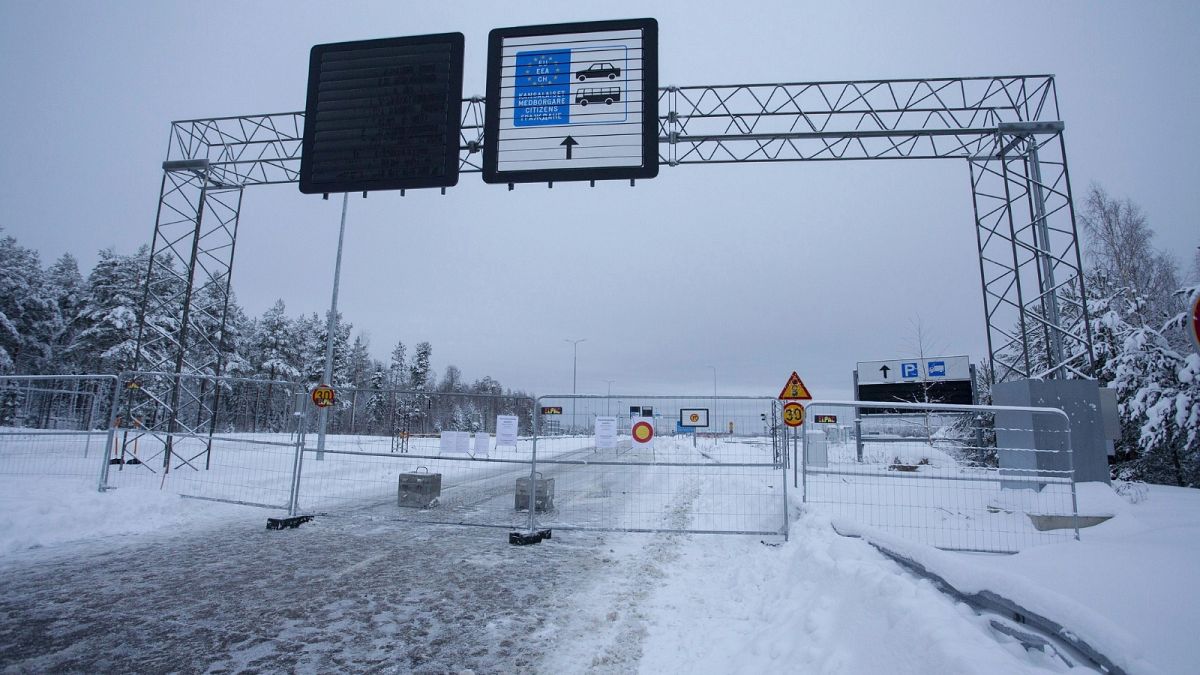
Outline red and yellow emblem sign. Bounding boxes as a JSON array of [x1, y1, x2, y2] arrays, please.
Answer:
[[311, 384, 335, 408], [782, 402, 805, 427], [632, 420, 655, 444]]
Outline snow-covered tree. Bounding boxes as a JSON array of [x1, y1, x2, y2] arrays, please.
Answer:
[[0, 230, 57, 373], [254, 300, 300, 382], [409, 341, 433, 391], [388, 340, 407, 389], [44, 253, 85, 371], [1106, 285, 1200, 486], [348, 333, 372, 388], [68, 247, 160, 374]]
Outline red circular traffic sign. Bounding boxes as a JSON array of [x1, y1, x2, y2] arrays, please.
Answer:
[[311, 384, 335, 408], [1190, 292, 1200, 355], [782, 402, 805, 427], [632, 420, 654, 443]]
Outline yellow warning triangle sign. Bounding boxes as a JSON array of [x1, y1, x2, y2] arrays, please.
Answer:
[[778, 371, 813, 400]]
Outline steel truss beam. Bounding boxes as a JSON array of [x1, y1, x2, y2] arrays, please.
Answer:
[[131, 76, 1092, 462]]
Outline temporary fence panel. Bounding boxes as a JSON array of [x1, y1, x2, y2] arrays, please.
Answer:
[[800, 399, 1078, 553], [292, 391, 540, 530], [0, 375, 119, 482], [529, 395, 788, 536], [102, 373, 306, 509]]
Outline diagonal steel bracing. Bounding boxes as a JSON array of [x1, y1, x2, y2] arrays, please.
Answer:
[[130, 75, 1093, 465]]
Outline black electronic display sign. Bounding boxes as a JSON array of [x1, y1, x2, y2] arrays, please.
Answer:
[[300, 33, 465, 194]]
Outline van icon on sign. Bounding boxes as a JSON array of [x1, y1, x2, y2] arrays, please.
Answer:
[[575, 87, 620, 106]]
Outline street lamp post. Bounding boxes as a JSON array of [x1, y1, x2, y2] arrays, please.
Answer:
[[603, 379, 615, 415], [565, 338, 586, 432], [707, 365, 717, 434]]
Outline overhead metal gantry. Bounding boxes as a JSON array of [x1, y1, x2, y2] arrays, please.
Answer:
[[128, 75, 1094, 466]]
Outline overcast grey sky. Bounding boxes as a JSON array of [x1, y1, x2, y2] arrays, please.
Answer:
[[1, 1, 1197, 398]]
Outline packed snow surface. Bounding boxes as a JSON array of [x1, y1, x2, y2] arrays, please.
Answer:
[[2, 471, 1197, 672]]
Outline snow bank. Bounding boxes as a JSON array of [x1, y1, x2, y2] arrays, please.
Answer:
[[636, 511, 1069, 674], [0, 476, 258, 558], [832, 481, 1200, 674]]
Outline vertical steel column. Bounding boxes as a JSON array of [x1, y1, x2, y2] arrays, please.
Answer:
[[316, 193, 350, 461], [1026, 141, 1066, 378], [162, 175, 209, 473]]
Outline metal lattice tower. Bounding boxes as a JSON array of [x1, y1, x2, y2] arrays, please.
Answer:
[[130, 75, 1093, 467]]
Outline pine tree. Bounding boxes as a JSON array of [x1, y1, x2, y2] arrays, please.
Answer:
[[0, 230, 56, 373], [67, 247, 159, 374], [45, 253, 85, 372], [410, 342, 433, 391], [1107, 287, 1200, 486], [255, 300, 300, 381], [389, 340, 407, 389], [348, 333, 372, 388]]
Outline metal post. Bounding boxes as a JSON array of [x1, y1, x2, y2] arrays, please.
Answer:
[[707, 365, 717, 436], [853, 370, 863, 462], [288, 391, 308, 517], [1063, 414, 1080, 541], [316, 193, 350, 460], [565, 338, 585, 434], [800, 417, 808, 503], [1027, 140, 1066, 379], [787, 420, 796, 487], [97, 376, 122, 492], [528, 399, 540, 534]]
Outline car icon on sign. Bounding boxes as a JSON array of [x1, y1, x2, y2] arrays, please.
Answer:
[[576, 87, 620, 106], [576, 63, 620, 81]]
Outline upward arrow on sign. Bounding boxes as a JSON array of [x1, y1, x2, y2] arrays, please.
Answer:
[[778, 371, 814, 400], [560, 135, 579, 160]]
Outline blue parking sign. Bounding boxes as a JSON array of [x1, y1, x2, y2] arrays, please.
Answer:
[[927, 361, 946, 377], [901, 362, 919, 378]]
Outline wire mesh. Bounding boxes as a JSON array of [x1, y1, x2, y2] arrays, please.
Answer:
[[0, 375, 117, 480], [529, 395, 787, 536], [293, 391, 541, 529], [800, 400, 1078, 553], [102, 373, 306, 509]]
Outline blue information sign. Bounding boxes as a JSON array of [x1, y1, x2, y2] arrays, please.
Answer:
[[901, 362, 919, 378], [927, 360, 946, 377], [514, 49, 571, 127]]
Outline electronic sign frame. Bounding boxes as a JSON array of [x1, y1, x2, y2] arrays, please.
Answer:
[[300, 33, 465, 194]]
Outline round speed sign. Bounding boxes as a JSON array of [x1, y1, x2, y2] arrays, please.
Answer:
[[1190, 292, 1200, 355], [782, 402, 805, 427], [311, 384, 335, 408]]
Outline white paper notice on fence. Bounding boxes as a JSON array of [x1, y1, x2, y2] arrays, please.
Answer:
[[496, 415, 519, 446], [439, 431, 455, 455], [474, 432, 490, 457], [595, 416, 617, 449], [455, 431, 471, 455]]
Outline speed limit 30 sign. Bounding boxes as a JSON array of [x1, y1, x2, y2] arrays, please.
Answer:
[[782, 402, 805, 427]]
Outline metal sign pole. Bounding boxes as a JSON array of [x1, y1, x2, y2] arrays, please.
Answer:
[[316, 192, 349, 461]]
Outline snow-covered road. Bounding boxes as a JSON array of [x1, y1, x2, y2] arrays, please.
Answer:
[[1, 502, 1071, 674]]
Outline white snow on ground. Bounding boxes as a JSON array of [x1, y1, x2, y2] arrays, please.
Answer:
[[0, 475, 259, 557], [833, 481, 1200, 675], [3, 435, 1198, 673], [632, 512, 1069, 675]]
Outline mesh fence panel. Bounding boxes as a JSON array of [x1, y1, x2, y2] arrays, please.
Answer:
[[529, 395, 788, 536], [293, 391, 539, 529], [800, 400, 1078, 553], [0, 375, 117, 481], [102, 373, 305, 509]]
